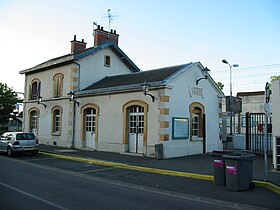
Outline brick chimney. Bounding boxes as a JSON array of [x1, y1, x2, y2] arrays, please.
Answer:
[[94, 25, 119, 47], [71, 35, 87, 53]]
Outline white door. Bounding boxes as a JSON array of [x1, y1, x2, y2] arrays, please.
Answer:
[[30, 111, 38, 136], [128, 106, 144, 153], [85, 108, 96, 149]]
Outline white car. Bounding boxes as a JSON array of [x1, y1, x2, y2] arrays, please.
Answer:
[[0, 132, 39, 157]]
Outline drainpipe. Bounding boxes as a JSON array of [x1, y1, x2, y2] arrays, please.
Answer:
[[70, 61, 80, 149], [71, 102, 76, 149]]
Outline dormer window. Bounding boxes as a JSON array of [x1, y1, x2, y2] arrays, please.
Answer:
[[104, 55, 111, 67]]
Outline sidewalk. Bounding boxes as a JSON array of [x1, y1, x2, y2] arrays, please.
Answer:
[[37, 144, 280, 209], [39, 144, 280, 190]]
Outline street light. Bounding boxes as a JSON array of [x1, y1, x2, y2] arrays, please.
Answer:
[[196, 67, 211, 85], [222, 59, 239, 135], [36, 96, 46, 108], [67, 91, 80, 107], [141, 82, 155, 102], [67, 90, 80, 149]]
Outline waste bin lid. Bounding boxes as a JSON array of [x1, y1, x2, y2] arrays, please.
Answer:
[[211, 150, 233, 157], [222, 154, 255, 161]]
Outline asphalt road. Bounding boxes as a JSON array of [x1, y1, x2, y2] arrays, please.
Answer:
[[0, 153, 278, 210], [0, 154, 230, 210]]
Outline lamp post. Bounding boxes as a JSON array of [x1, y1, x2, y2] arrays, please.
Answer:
[[222, 59, 239, 135], [196, 67, 210, 85], [67, 91, 79, 149], [141, 82, 155, 102], [36, 96, 46, 108]]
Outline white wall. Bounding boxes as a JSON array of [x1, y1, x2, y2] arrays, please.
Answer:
[[22, 46, 137, 148], [23, 99, 72, 147], [22, 52, 222, 159], [161, 65, 222, 158], [22, 64, 73, 147], [74, 90, 159, 156], [23, 65, 72, 101], [79, 48, 134, 90]]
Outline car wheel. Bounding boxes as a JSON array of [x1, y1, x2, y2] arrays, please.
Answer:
[[7, 147, 14, 157], [32, 150, 38, 156]]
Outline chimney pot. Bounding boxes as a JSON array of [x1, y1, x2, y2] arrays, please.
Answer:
[[71, 36, 87, 53], [93, 25, 119, 47]]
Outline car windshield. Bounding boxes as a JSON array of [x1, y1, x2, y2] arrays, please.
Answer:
[[16, 133, 36, 140]]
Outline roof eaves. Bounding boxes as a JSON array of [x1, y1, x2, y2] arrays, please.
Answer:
[[20, 54, 74, 74], [110, 44, 140, 72], [207, 75, 225, 97], [78, 81, 164, 96], [74, 41, 140, 72]]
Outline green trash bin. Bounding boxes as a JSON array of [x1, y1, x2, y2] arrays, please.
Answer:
[[211, 150, 233, 186], [223, 152, 255, 191]]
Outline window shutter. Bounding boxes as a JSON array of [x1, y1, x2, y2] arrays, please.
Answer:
[[38, 81, 41, 97], [28, 84, 32, 100]]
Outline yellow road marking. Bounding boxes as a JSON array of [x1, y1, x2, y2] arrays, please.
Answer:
[[80, 167, 116, 174], [40, 151, 280, 195]]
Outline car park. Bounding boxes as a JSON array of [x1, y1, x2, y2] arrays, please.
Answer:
[[0, 132, 39, 157]]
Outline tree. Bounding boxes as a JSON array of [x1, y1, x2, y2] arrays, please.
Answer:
[[270, 75, 280, 82], [217, 81, 224, 91], [0, 82, 20, 126]]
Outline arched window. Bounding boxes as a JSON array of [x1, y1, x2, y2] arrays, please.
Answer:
[[189, 103, 204, 141], [29, 79, 41, 100], [53, 73, 64, 98], [28, 108, 39, 136], [52, 106, 63, 135]]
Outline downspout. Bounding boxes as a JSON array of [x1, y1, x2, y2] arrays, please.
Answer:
[[203, 114, 206, 154], [71, 102, 76, 149], [71, 61, 81, 149]]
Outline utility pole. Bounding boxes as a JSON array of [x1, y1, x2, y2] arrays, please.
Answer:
[[264, 82, 271, 181]]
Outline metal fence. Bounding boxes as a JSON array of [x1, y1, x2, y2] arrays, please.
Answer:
[[244, 113, 272, 155]]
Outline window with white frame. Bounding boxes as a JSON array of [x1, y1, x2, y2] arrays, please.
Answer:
[[52, 107, 62, 135], [191, 114, 199, 137], [29, 109, 38, 135], [189, 103, 204, 141]]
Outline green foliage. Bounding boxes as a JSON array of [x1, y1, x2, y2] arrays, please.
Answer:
[[217, 81, 224, 91], [270, 75, 280, 82], [0, 82, 20, 125]]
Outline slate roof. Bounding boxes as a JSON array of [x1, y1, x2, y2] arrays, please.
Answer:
[[20, 41, 139, 74], [83, 63, 194, 92]]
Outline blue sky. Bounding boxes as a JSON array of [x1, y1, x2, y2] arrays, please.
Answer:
[[1, 0, 279, 96]]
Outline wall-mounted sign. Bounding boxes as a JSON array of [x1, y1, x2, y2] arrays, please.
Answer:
[[172, 117, 189, 139], [188, 86, 204, 98]]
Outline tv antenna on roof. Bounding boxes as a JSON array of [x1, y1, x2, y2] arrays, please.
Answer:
[[92, 21, 98, 36], [102, 9, 118, 32]]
